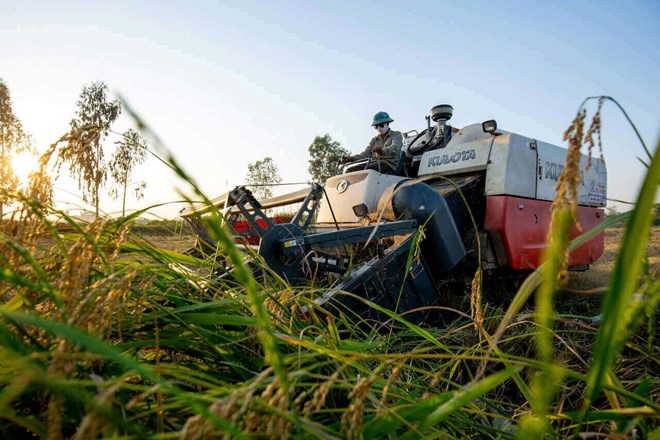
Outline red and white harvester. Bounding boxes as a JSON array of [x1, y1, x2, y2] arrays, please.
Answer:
[[181, 105, 607, 322]]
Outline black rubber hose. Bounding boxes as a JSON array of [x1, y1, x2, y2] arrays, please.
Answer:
[[391, 181, 466, 274]]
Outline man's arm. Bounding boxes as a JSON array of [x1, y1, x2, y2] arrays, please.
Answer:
[[351, 137, 375, 161]]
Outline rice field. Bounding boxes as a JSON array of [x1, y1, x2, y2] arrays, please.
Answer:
[[0, 129, 658, 439]]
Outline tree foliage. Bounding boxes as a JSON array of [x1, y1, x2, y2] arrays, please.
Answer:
[[109, 129, 148, 216], [308, 134, 348, 183], [59, 81, 121, 217], [0, 78, 34, 217], [25, 157, 54, 208], [245, 157, 281, 200]]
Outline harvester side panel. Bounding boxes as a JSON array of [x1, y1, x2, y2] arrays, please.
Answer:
[[416, 128, 492, 177], [317, 171, 406, 224], [485, 134, 538, 199], [484, 195, 605, 269], [416, 127, 607, 209], [535, 140, 607, 207]]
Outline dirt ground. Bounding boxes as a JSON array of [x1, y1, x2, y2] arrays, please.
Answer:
[[140, 234, 195, 254], [554, 226, 659, 315], [156, 226, 659, 278], [566, 226, 659, 290], [149, 226, 659, 314]]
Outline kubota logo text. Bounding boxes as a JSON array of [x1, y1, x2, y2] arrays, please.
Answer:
[[428, 149, 476, 167], [543, 161, 585, 185]]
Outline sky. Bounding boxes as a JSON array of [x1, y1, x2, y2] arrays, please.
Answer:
[[1, 0, 658, 219]]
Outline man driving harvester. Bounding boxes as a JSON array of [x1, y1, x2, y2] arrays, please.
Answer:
[[341, 111, 403, 174]]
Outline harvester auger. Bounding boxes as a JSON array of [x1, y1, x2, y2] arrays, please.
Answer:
[[181, 104, 608, 323]]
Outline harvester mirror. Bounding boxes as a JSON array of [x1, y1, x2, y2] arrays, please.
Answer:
[[403, 129, 419, 139], [482, 119, 497, 134]]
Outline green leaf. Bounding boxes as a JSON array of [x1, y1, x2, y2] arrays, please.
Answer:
[[0, 311, 248, 439], [362, 392, 453, 437], [180, 313, 255, 326], [583, 138, 660, 408], [400, 368, 518, 438]]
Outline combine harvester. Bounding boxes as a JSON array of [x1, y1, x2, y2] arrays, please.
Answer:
[[180, 105, 607, 322]]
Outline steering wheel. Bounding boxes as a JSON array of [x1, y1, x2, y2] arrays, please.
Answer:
[[363, 152, 381, 173]]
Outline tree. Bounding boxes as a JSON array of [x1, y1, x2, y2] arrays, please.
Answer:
[[0, 78, 34, 218], [22, 148, 56, 208], [245, 157, 282, 200], [109, 129, 148, 216], [26, 168, 54, 208], [60, 81, 121, 217], [308, 134, 350, 183], [308, 134, 349, 183]]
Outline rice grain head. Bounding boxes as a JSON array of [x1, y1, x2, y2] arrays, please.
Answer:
[[341, 374, 377, 440]]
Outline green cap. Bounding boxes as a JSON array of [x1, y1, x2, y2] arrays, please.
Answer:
[[371, 111, 393, 126]]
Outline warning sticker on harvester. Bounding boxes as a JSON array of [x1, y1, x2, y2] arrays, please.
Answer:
[[283, 239, 304, 248]]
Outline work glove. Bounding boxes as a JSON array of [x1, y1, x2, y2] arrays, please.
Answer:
[[371, 146, 383, 155], [340, 155, 351, 164]]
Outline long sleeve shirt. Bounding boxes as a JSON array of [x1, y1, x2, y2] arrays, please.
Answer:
[[351, 130, 403, 170]]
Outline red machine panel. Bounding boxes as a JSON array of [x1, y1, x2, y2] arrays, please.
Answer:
[[233, 216, 292, 245], [484, 196, 604, 270]]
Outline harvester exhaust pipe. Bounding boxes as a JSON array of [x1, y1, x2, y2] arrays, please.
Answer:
[[379, 180, 466, 274]]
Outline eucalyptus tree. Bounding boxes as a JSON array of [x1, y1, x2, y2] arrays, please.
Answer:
[[245, 157, 282, 200], [60, 81, 121, 217], [308, 134, 348, 183], [109, 129, 148, 216], [0, 78, 34, 217]]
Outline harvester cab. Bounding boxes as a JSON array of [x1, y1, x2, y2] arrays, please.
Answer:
[[181, 105, 607, 323]]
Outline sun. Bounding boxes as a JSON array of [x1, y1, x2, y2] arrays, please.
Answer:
[[11, 151, 39, 183]]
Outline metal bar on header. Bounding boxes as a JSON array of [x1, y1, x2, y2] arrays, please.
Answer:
[[279, 220, 417, 257], [180, 186, 313, 218]]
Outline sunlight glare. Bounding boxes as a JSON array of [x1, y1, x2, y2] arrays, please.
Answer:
[[12, 152, 38, 183]]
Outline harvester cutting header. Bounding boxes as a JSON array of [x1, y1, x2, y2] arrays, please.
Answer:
[[181, 105, 607, 322]]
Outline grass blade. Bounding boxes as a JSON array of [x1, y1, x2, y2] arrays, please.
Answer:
[[583, 137, 660, 411]]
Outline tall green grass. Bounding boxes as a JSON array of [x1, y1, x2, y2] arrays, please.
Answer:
[[0, 107, 657, 438]]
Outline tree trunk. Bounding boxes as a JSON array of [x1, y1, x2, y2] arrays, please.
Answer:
[[94, 140, 100, 217], [122, 180, 127, 217], [1, 131, 5, 219], [94, 175, 100, 217]]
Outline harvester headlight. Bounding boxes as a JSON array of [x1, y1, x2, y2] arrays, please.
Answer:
[[352, 204, 368, 218], [482, 119, 498, 134]]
